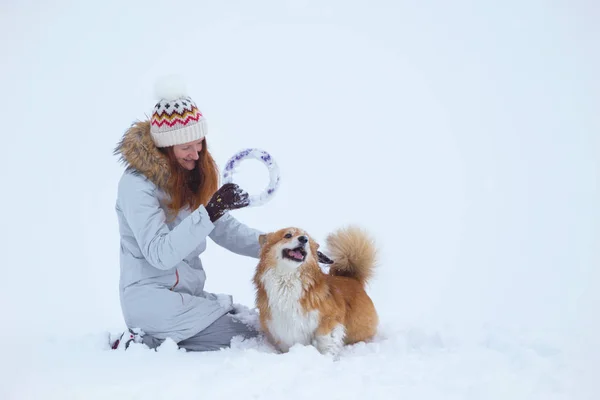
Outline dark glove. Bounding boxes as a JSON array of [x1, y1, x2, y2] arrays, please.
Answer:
[[205, 183, 250, 222], [317, 250, 334, 264]]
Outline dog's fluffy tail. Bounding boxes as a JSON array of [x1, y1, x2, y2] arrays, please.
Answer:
[[326, 225, 378, 286]]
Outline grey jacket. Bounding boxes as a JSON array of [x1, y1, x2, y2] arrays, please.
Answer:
[[114, 120, 262, 342]]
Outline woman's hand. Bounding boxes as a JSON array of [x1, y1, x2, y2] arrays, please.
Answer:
[[205, 183, 250, 222]]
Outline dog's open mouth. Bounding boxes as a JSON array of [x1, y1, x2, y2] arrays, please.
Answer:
[[282, 246, 307, 262]]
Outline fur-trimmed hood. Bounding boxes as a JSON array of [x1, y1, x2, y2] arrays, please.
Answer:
[[114, 120, 171, 190]]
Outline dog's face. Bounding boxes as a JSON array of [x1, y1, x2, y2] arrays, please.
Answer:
[[258, 227, 319, 270]]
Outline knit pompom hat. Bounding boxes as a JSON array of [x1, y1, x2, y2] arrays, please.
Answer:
[[150, 75, 207, 147]]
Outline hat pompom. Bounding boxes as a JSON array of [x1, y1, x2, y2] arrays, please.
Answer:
[[154, 74, 187, 101]]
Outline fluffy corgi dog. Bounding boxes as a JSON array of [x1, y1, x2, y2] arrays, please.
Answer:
[[253, 225, 378, 357]]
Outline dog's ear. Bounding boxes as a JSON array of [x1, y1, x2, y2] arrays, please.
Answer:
[[317, 250, 334, 264], [258, 234, 268, 247]]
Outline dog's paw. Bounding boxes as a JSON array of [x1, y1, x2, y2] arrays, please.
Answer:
[[314, 344, 342, 361], [314, 325, 345, 360]]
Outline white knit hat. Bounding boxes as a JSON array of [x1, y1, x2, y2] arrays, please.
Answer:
[[150, 76, 207, 147]]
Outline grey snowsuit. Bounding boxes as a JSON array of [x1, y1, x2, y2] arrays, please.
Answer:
[[114, 120, 263, 350]]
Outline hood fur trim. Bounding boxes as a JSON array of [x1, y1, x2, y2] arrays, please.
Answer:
[[114, 120, 171, 190]]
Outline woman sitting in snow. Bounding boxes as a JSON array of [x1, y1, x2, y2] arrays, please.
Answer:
[[110, 79, 262, 351]]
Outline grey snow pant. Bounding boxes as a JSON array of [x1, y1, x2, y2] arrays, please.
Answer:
[[142, 313, 258, 352]]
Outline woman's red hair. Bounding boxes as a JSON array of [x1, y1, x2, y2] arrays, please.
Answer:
[[159, 139, 219, 220]]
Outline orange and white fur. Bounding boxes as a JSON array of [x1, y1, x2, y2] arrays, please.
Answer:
[[253, 225, 378, 357]]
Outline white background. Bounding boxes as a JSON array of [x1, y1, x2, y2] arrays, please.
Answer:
[[1, 1, 598, 398]]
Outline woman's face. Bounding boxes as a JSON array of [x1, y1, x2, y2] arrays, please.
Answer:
[[173, 139, 204, 170]]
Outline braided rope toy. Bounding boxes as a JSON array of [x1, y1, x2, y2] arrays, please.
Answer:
[[222, 148, 281, 207]]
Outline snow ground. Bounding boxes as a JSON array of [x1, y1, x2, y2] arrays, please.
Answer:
[[1, 0, 599, 399], [3, 315, 596, 400]]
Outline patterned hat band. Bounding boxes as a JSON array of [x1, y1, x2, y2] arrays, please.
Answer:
[[151, 117, 207, 147]]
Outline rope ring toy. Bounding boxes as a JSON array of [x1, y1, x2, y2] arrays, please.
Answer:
[[222, 148, 281, 207]]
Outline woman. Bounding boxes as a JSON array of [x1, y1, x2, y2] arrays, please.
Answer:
[[111, 86, 263, 351]]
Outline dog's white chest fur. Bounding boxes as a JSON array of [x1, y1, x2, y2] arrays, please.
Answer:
[[261, 268, 319, 352]]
